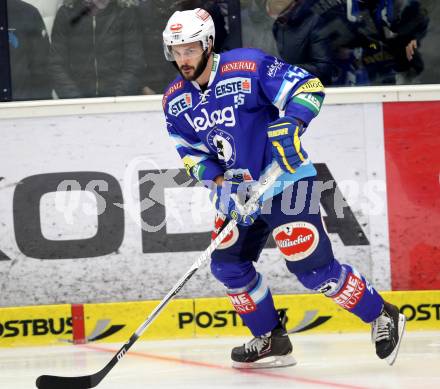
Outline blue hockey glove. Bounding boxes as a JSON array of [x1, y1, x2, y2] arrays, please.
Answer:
[[267, 116, 308, 173], [209, 173, 261, 226]]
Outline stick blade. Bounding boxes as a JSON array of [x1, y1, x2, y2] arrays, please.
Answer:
[[36, 374, 95, 389]]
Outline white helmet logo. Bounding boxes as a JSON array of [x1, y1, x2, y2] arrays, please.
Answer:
[[170, 23, 183, 33]]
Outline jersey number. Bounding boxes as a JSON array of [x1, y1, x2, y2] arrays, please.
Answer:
[[234, 93, 245, 108]]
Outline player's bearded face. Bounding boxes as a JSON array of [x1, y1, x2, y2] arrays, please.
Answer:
[[173, 43, 210, 81]]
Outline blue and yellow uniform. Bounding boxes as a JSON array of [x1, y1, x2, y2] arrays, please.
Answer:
[[163, 48, 383, 338]]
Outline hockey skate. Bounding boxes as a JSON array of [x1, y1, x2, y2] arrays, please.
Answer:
[[231, 311, 296, 369], [371, 301, 406, 365]]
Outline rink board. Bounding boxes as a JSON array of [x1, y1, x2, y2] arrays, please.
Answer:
[[0, 304, 72, 347], [0, 99, 438, 311], [0, 102, 416, 309], [0, 290, 438, 347]]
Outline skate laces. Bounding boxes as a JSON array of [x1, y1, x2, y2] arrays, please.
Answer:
[[372, 311, 392, 343], [244, 333, 270, 353]]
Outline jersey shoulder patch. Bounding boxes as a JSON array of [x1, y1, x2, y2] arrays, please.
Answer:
[[219, 48, 265, 76], [162, 76, 186, 110], [293, 78, 325, 95]]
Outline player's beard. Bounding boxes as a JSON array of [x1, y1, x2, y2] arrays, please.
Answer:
[[178, 50, 210, 81]]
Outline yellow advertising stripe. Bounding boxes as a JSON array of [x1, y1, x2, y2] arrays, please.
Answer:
[[83, 299, 194, 343], [0, 304, 72, 347], [193, 291, 440, 335], [0, 291, 438, 347]]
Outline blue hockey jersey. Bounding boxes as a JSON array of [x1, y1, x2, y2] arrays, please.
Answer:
[[163, 48, 325, 197]]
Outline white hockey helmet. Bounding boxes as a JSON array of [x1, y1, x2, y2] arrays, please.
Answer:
[[163, 8, 216, 61]]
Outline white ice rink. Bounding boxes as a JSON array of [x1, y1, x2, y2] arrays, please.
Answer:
[[1, 332, 439, 389]]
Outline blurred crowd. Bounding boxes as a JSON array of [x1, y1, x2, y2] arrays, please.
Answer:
[[5, 0, 435, 101]]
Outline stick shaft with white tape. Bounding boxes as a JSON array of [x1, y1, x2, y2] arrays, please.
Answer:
[[35, 163, 282, 389]]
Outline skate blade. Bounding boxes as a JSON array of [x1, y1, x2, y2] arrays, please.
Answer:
[[386, 313, 406, 366], [232, 354, 297, 369]]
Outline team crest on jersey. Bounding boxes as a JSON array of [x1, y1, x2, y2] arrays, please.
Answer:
[[168, 93, 192, 117], [220, 60, 257, 74], [207, 129, 236, 167], [273, 221, 319, 261], [215, 77, 251, 98]]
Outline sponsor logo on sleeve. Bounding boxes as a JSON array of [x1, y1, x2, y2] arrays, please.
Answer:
[[162, 81, 184, 109], [292, 93, 323, 114], [215, 77, 251, 98], [168, 93, 193, 117], [293, 78, 324, 95], [220, 61, 257, 74], [273, 221, 319, 261], [267, 58, 285, 77]]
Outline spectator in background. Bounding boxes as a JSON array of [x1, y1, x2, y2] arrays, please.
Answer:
[[176, 0, 228, 52], [138, 0, 180, 95], [239, 1, 332, 84], [7, 0, 51, 100], [138, 0, 229, 95], [138, 0, 228, 95], [272, 0, 333, 85], [49, 0, 144, 98], [239, 0, 280, 57], [352, 0, 429, 85], [311, 0, 429, 85]]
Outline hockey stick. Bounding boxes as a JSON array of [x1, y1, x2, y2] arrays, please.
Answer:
[[36, 163, 282, 389]]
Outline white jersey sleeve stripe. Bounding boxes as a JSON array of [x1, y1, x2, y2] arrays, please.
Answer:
[[170, 133, 210, 153], [273, 79, 300, 110]]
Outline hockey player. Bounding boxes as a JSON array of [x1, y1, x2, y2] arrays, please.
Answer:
[[162, 8, 406, 368]]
